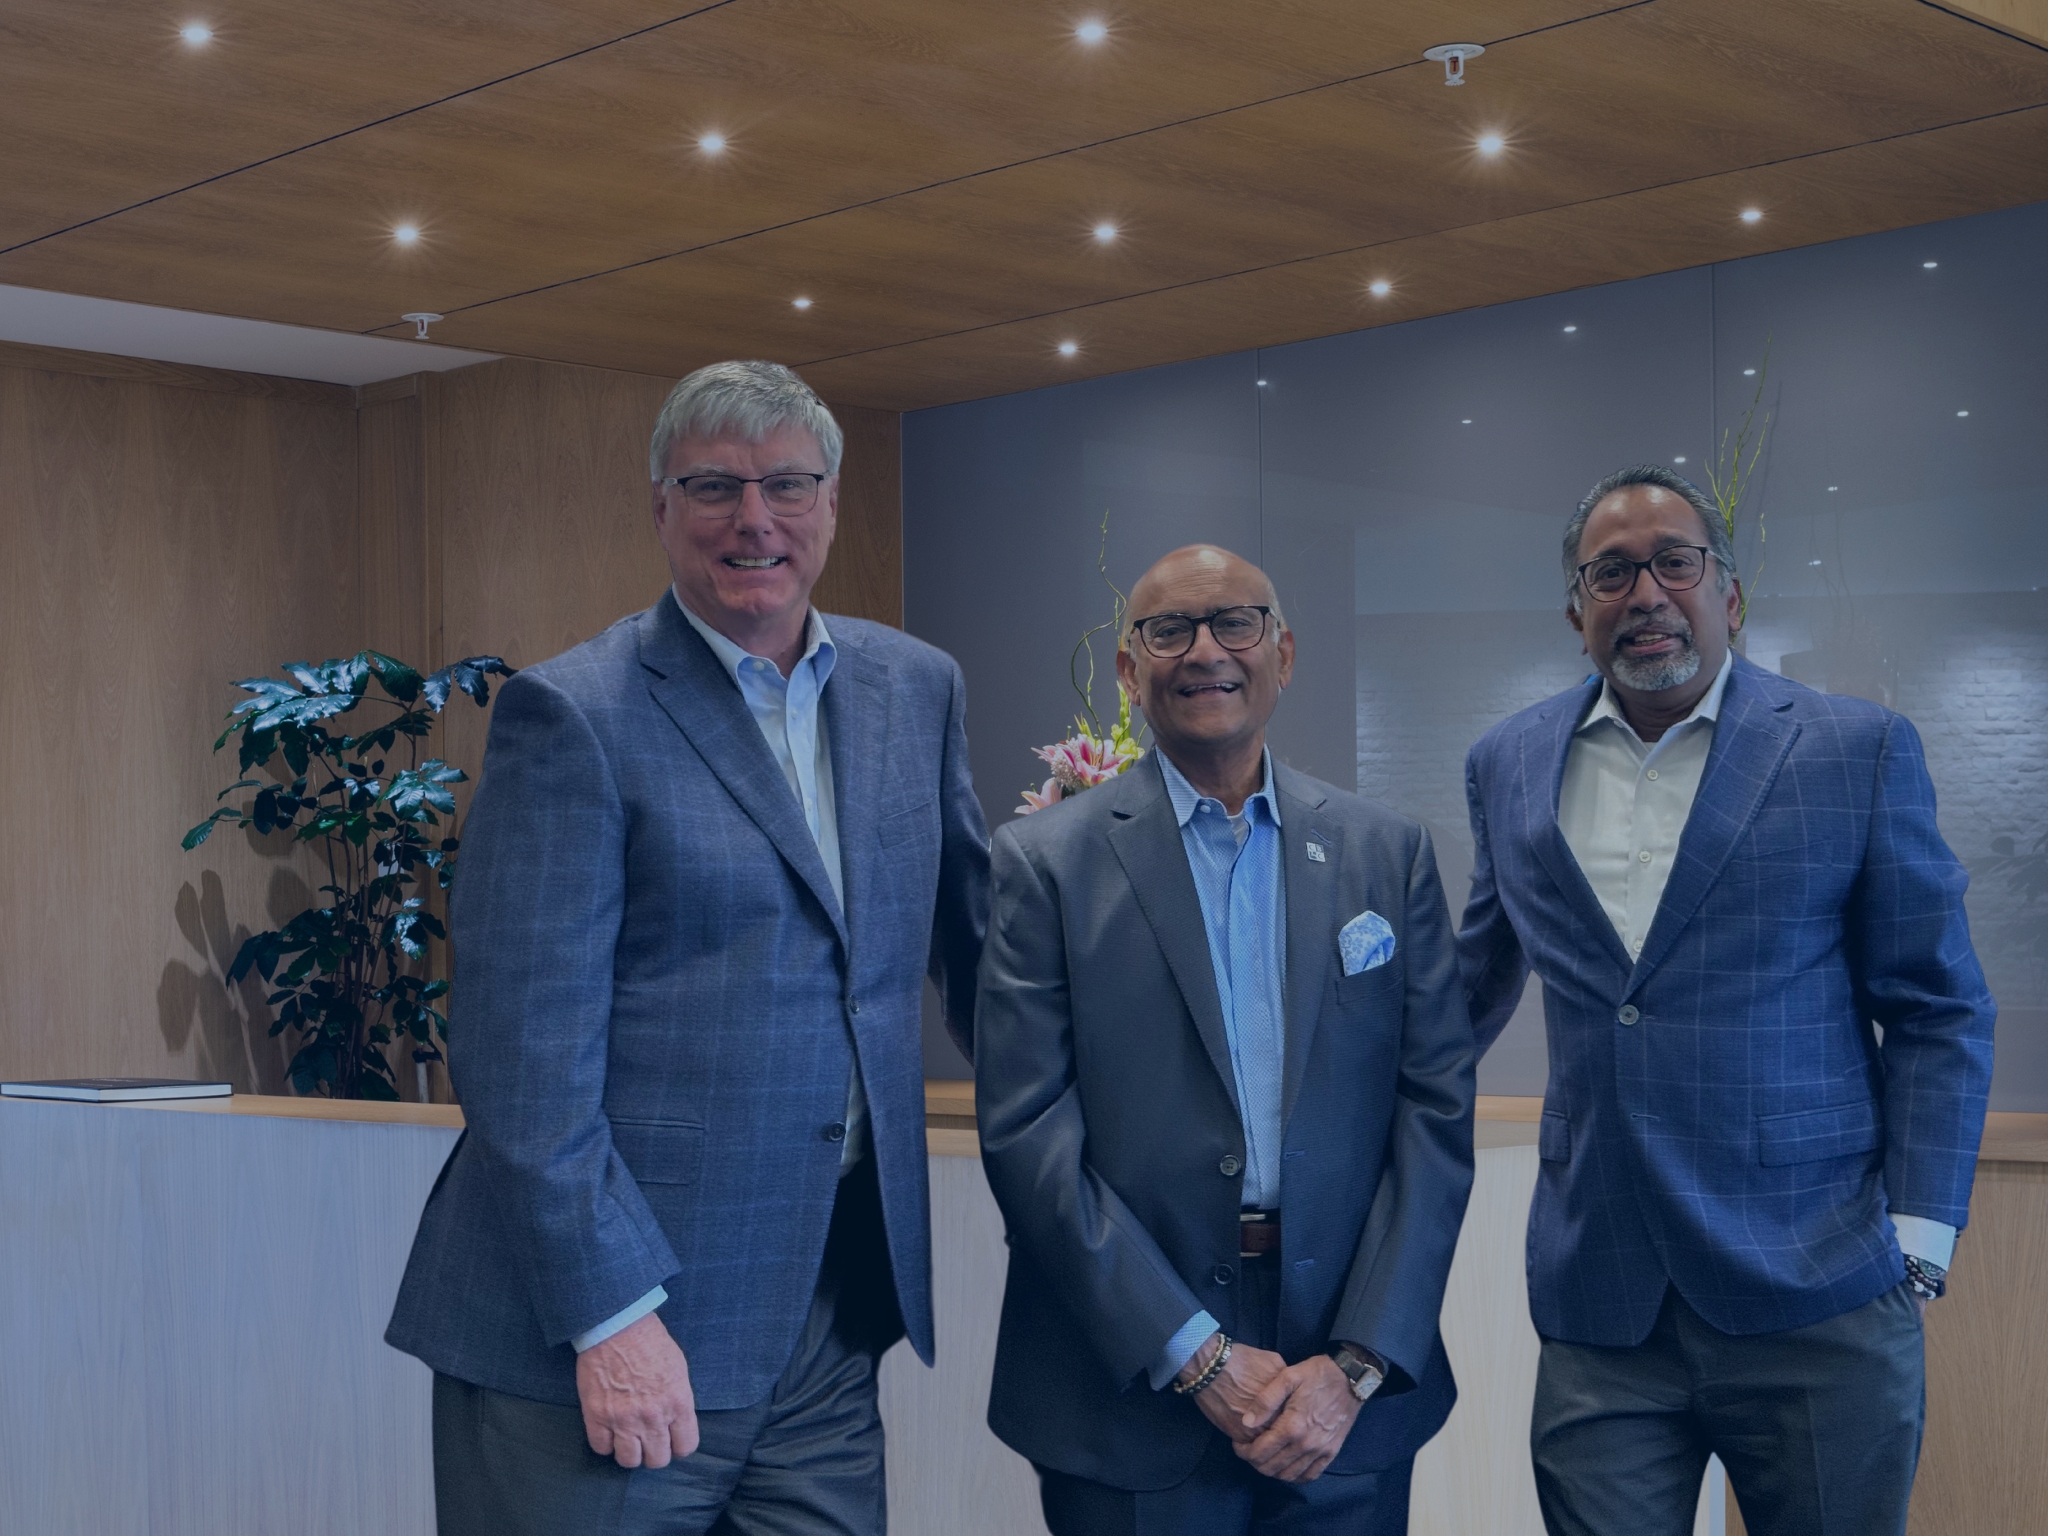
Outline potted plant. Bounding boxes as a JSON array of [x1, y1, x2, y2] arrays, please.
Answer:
[[183, 652, 511, 1100]]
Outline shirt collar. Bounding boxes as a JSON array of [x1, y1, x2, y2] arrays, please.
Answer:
[[1156, 747, 1283, 830], [1578, 649, 1734, 742], [672, 587, 835, 687]]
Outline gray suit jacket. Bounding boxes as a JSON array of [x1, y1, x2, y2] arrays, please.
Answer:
[[386, 596, 989, 1408], [975, 754, 1475, 1488]]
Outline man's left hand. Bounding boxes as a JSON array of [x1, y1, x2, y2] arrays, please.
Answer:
[[1234, 1355, 1361, 1483]]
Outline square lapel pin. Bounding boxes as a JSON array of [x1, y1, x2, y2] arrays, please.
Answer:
[[1305, 841, 1326, 863]]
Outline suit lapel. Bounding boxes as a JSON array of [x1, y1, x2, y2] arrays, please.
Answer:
[[823, 623, 889, 963], [1106, 757, 1239, 1115], [1626, 660, 1799, 992], [1525, 680, 1635, 974], [1276, 768, 1339, 1128], [637, 598, 848, 950]]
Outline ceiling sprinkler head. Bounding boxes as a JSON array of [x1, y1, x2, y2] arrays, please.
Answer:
[[1422, 43, 1485, 86], [402, 312, 443, 341]]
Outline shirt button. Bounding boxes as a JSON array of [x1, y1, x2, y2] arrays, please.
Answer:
[[1646, 769, 1660, 780], [1219, 1155, 1242, 1177], [1638, 850, 1653, 863], [1212, 1264, 1235, 1286], [824, 1121, 847, 1142], [1618, 1005, 1640, 1026]]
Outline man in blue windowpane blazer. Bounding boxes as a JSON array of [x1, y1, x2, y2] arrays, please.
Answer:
[[385, 361, 989, 1535], [1459, 465, 1995, 1536]]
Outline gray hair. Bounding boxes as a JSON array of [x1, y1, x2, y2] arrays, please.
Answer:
[[1563, 464, 1735, 610], [648, 360, 843, 481]]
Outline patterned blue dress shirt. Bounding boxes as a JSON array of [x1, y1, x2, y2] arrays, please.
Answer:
[[1150, 748, 1287, 1387]]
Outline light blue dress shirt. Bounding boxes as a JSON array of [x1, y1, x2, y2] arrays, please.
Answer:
[[1149, 749, 1287, 1387], [571, 591, 855, 1353]]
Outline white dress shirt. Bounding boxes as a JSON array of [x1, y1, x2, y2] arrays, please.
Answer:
[[571, 592, 861, 1353], [1557, 653, 1954, 1274]]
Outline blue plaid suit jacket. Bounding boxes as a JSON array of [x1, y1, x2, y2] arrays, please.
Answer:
[[1458, 655, 1994, 1345], [386, 597, 989, 1407]]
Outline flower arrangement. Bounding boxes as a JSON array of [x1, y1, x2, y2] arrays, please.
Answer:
[[1016, 512, 1148, 815]]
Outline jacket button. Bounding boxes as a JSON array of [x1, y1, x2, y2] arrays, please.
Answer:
[[1617, 1005, 1640, 1026], [847, 998, 861, 1015], [1219, 1155, 1242, 1177], [824, 1121, 847, 1142], [1212, 1264, 1234, 1286]]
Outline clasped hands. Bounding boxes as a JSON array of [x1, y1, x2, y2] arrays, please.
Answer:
[[1176, 1332, 1361, 1484]]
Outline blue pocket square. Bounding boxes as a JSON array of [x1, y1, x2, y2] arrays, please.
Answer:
[[1339, 911, 1396, 976]]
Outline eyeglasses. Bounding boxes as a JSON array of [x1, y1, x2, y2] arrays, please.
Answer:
[[1128, 606, 1275, 659], [657, 472, 828, 518], [1575, 545, 1715, 603]]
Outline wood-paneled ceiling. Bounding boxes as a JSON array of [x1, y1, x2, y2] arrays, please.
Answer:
[[4, 0, 2046, 409]]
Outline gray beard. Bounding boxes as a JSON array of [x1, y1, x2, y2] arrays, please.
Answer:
[[1610, 643, 1702, 692]]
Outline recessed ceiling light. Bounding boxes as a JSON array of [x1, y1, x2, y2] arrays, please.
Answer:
[[1093, 222, 1117, 243], [1809, 560, 1823, 566], [1368, 279, 1392, 297], [1076, 20, 1107, 43], [1256, 379, 1268, 387], [1743, 368, 1756, 376], [1828, 485, 1839, 492], [1674, 456, 1687, 463], [1058, 340, 1079, 356], [1477, 133, 1505, 155], [393, 224, 420, 245], [791, 297, 812, 310], [1957, 409, 1970, 417], [1562, 324, 1577, 333], [180, 22, 213, 45], [1740, 208, 1763, 223], [1461, 418, 1473, 425], [1923, 260, 1939, 269], [698, 132, 727, 154]]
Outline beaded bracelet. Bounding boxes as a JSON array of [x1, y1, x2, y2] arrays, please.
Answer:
[[1173, 1334, 1234, 1397], [1904, 1254, 1947, 1301]]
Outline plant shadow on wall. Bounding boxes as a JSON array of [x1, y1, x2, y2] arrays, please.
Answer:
[[180, 652, 512, 1100]]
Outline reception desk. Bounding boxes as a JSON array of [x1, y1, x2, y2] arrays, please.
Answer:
[[2, 1089, 2042, 1535]]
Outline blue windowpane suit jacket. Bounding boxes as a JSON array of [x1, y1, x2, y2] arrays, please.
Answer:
[[1458, 654, 1995, 1346], [386, 596, 989, 1408]]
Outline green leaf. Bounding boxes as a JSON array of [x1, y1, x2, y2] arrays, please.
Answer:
[[423, 656, 515, 712], [182, 808, 244, 850], [359, 1073, 400, 1102], [364, 652, 424, 704]]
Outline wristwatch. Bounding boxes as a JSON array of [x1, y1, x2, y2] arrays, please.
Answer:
[[1328, 1342, 1385, 1404]]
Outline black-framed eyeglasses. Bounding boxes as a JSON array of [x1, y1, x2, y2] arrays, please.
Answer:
[[1574, 545, 1715, 602], [1128, 605, 1275, 659], [656, 472, 828, 518]]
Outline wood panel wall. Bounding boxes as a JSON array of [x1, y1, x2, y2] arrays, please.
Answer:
[[0, 343, 901, 1091]]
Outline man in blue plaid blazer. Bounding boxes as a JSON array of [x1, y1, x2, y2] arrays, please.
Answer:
[[386, 362, 988, 1534], [1458, 465, 1994, 1536]]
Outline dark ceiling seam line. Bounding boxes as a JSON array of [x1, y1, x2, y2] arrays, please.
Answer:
[[359, 0, 1661, 333], [786, 97, 2048, 370], [0, 2, 744, 260], [1915, 0, 2048, 53]]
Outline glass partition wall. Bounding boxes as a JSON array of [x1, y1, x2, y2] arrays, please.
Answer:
[[906, 200, 2048, 1103]]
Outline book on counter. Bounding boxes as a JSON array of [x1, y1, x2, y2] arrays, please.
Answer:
[[0, 1078, 234, 1103]]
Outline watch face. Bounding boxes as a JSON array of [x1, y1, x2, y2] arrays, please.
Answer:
[[1350, 1365, 1383, 1402]]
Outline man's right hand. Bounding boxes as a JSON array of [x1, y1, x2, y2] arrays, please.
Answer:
[[1177, 1333, 1289, 1444], [576, 1311, 700, 1468]]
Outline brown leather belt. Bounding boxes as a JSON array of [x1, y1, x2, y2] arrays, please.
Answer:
[[1239, 1210, 1281, 1257]]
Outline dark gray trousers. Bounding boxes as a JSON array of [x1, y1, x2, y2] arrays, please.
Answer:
[[1035, 1254, 1413, 1536], [1532, 1281, 1925, 1536], [433, 1159, 900, 1536]]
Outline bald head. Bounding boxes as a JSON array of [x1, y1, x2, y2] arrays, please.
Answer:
[[1127, 546, 1285, 639], [1117, 544, 1294, 811]]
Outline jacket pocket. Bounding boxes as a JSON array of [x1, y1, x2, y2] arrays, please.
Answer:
[[878, 796, 936, 847], [609, 1118, 706, 1186], [1539, 1110, 1571, 1163], [1756, 1100, 1882, 1166]]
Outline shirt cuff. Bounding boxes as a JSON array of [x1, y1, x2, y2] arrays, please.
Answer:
[[571, 1285, 669, 1353], [1892, 1214, 1957, 1272], [1150, 1311, 1221, 1391]]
